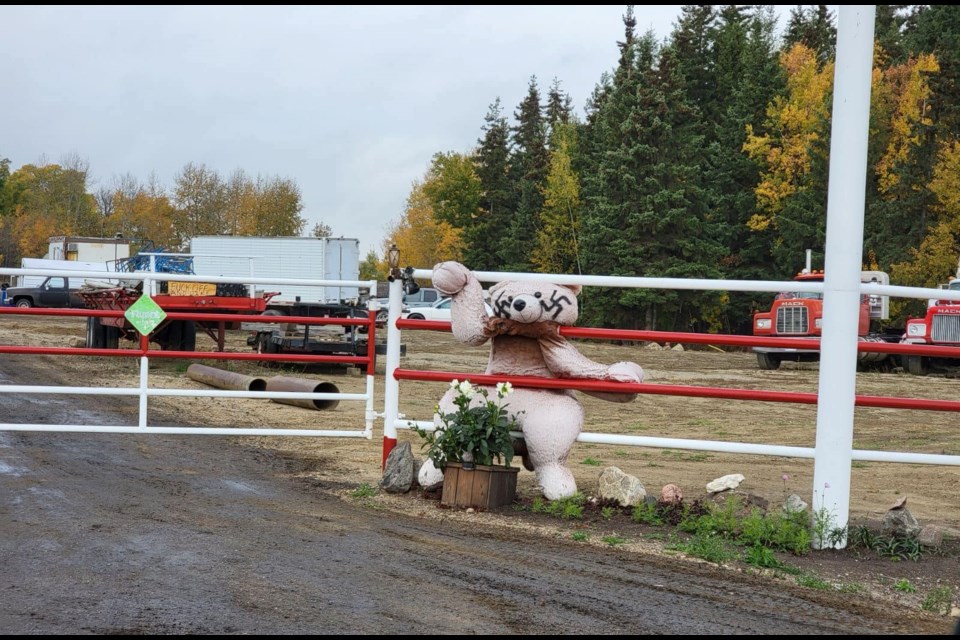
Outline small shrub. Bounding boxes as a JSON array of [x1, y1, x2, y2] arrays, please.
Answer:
[[532, 493, 586, 520], [601, 506, 616, 520], [669, 532, 738, 565], [581, 457, 602, 466], [632, 502, 665, 526], [602, 535, 628, 547], [744, 544, 784, 570], [920, 586, 955, 615], [350, 483, 377, 498], [893, 579, 917, 593], [571, 531, 589, 542]]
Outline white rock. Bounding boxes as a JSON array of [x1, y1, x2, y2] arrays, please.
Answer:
[[706, 473, 745, 493]]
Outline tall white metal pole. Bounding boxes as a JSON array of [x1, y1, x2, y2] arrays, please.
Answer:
[[812, 5, 876, 549], [381, 277, 404, 469]]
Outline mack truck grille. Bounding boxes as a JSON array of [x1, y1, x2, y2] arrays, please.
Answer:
[[776, 306, 809, 334], [932, 314, 960, 343]]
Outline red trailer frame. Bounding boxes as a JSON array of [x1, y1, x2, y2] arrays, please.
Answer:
[[80, 288, 277, 351]]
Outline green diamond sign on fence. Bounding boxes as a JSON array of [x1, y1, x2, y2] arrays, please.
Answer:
[[124, 294, 167, 335]]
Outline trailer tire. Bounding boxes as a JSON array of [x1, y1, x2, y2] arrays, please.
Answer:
[[103, 324, 120, 349], [256, 332, 278, 355], [159, 321, 181, 351], [180, 320, 197, 352], [756, 352, 781, 370], [86, 317, 105, 348], [904, 355, 928, 376]]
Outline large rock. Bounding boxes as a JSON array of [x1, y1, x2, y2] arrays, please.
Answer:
[[881, 505, 921, 539], [380, 441, 414, 494], [598, 467, 646, 507]]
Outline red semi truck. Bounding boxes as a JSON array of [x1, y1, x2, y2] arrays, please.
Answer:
[[751, 268, 891, 370], [900, 276, 960, 375]]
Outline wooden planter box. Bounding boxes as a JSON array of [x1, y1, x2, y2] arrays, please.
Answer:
[[441, 462, 518, 510]]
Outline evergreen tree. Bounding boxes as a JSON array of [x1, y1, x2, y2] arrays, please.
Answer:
[[902, 5, 960, 139], [708, 5, 786, 331], [875, 4, 909, 65], [545, 77, 574, 141], [782, 5, 837, 67], [502, 76, 550, 271], [469, 98, 514, 270]]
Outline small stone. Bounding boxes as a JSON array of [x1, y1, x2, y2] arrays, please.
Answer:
[[671, 343, 684, 351], [660, 484, 683, 505], [379, 441, 414, 494], [889, 495, 907, 510], [644, 342, 662, 350], [782, 494, 809, 515], [917, 524, 943, 548], [466, 508, 475, 514], [706, 473, 745, 493]]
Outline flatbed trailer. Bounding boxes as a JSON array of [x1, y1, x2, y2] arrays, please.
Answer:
[[244, 300, 401, 364], [80, 286, 274, 351]]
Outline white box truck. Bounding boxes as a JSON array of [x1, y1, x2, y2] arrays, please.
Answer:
[[189, 236, 361, 307]]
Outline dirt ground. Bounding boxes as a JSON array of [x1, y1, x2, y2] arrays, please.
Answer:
[[2, 314, 959, 623]]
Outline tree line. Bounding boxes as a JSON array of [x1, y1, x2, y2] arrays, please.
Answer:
[[383, 5, 960, 331], [0, 158, 320, 269]]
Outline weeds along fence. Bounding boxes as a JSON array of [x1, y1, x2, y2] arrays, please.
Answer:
[[0, 266, 379, 438], [380, 268, 960, 545]]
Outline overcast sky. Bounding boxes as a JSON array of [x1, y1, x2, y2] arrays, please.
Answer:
[[2, 6, 801, 258]]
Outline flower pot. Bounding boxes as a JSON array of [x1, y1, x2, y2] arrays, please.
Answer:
[[440, 462, 518, 510]]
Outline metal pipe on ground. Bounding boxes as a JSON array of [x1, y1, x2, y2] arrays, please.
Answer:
[[266, 376, 340, 411], [187, 363, 267, 392]]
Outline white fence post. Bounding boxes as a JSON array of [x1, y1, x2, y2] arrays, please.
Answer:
[[813, 4, 877, 549]]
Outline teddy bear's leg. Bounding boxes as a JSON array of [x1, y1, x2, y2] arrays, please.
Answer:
[[509, 390, 584, 501]]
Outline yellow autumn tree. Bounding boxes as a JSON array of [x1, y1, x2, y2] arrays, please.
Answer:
[[384, 180, 463, 275], [742, 43, 833, 231], [533, 124, 581, 274], [928, 140, 960, 227], [874, 54, 939, 195]]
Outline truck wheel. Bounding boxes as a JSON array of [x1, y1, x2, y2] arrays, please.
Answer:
[[757, 352, 781, 370], [15, 299, 32, 308], [904, 355, 928, 376], [407, 313, 425, 321]]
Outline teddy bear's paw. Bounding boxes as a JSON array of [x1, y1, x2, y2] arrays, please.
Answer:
[[432, 261, 472, 296], [607, 361, 644, 384], [537, 465, 578, 501]]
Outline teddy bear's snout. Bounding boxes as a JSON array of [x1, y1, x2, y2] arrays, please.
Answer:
[[512, 299, 526, 311]]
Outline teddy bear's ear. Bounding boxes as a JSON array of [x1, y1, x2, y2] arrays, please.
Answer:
[[561, 283, 582, 296]]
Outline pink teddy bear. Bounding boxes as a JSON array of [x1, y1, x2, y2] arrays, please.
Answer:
[[418, 261, 645, 500]]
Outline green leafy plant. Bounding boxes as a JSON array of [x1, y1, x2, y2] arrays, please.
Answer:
[[581, 457, 602, 466], [600, 506, 616, 520], [894, 579, 917, 593], [531, 493, 586, 520], [602, 535, 628, 547], [415, 380, 520, 470], [571, 531, 589, 542]]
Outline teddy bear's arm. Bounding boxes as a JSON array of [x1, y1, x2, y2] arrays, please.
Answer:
[[538, 333, 645, 402], [432, 261, 490, 347]]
